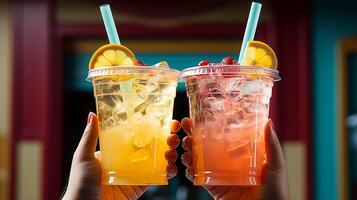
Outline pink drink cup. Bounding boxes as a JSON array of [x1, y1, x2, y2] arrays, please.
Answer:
[[182, 65, 279, 185]]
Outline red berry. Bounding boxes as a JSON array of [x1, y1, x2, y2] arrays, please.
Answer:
[[137, 60, 148, 66], [221, 57, 237, 65], [198, 60, 210, 66]]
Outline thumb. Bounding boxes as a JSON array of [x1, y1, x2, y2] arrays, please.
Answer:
[[264, 119, 285, 170], [74, 112, 99, 161]]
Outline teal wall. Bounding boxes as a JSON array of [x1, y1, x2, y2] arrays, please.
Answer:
[[312, 0, 357, 199]]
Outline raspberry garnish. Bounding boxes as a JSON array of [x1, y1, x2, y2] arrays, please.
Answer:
[[137, 60, 147, 66], [221, 57, 237, 65], [198, 60, 210, 66]]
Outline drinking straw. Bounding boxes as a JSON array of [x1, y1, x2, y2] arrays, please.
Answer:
[[100, 4, 134, 115], [238, 2, 262, 64], [100, 4, 120, 44]]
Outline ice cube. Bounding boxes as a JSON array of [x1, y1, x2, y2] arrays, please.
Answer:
[[160, 84, 176, 95], [204, 121, 224, 140], [148, 95, 171, 107], [132, 79, 148, 102], [97, 96, 124, 130], [99, 95, 123, 108], [114, 111, 127, 123], [145, 76, 160, 93], [261, 85, 272, 98], [223, 79, 241, 93], [224, 129, 251, 158], [132, 79, 147, 94], [202, 109, 224, 140], [134, 103, 148, 114], [95, 82, 118, 95], [227, 143, 247, 157], [224, 110, 247, 129], [241, 80, 266, 97], [226, 142, 251, 159], [261, 96, 270, 105], [209, 88, 225, 99], [202, 80, 224, 98], [130, 96, 146, 111], [130, 149, 149, 163], [146, 95, 158, 105], [242, 98, 267, 114], [147, 106, 168, 119], [203, 108, 217, 122], [203, 97, 224, 112], [226, 92, 240, 102], [132, 115, 160, 147], [100, 114, 117, 130], [112, 99, 127, 123], [205, 81, 219, 91], [133, 128, 153, 148], [111, 84, 121, 94], [131, 80, 148, 106], [94, 77, 111, 85]]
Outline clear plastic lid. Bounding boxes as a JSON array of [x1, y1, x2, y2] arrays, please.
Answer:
[[181, 65, 280, 81], [86, 66, 181, 82]]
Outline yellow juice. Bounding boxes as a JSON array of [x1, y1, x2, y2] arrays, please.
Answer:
[[99, 112, 170, 185], [91, 67, 179, 185]]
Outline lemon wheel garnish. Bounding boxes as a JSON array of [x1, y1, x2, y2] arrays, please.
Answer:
[[153, 61, 169, 68], [89, 44, 137, 70], [242, 41, 278, 69]]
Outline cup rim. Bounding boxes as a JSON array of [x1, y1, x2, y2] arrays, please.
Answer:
[[86, 66, 181, 82], [181, 65, 280, 81]]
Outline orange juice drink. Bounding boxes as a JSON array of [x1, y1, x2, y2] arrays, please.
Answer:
[[182, 41, 280, 185], [87, 44, 180, 185]]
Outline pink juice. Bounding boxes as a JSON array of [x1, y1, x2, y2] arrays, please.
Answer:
[[182, 64, 279, 185]]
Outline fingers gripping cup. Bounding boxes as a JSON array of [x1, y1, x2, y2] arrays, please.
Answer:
[[87, 66, 180, 185], [182, 65, 280, 185]]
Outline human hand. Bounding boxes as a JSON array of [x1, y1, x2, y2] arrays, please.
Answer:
[[62, 112, 181, 200], [181, 118, 290, 200]]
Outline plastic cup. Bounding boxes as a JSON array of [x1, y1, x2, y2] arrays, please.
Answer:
[[182, 65, 280, 185], [87, 66, 180, 185]]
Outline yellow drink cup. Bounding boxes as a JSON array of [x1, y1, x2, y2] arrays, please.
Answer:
[[87, 66, 180, 185]]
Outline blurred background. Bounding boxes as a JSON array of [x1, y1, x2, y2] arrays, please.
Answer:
[[0, 0, 357, 199]]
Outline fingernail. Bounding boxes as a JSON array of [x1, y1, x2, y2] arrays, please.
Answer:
[[87, 112, 93, 124]]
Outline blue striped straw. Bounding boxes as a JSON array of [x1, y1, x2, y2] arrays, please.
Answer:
[[238, 2, 262, 64]]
